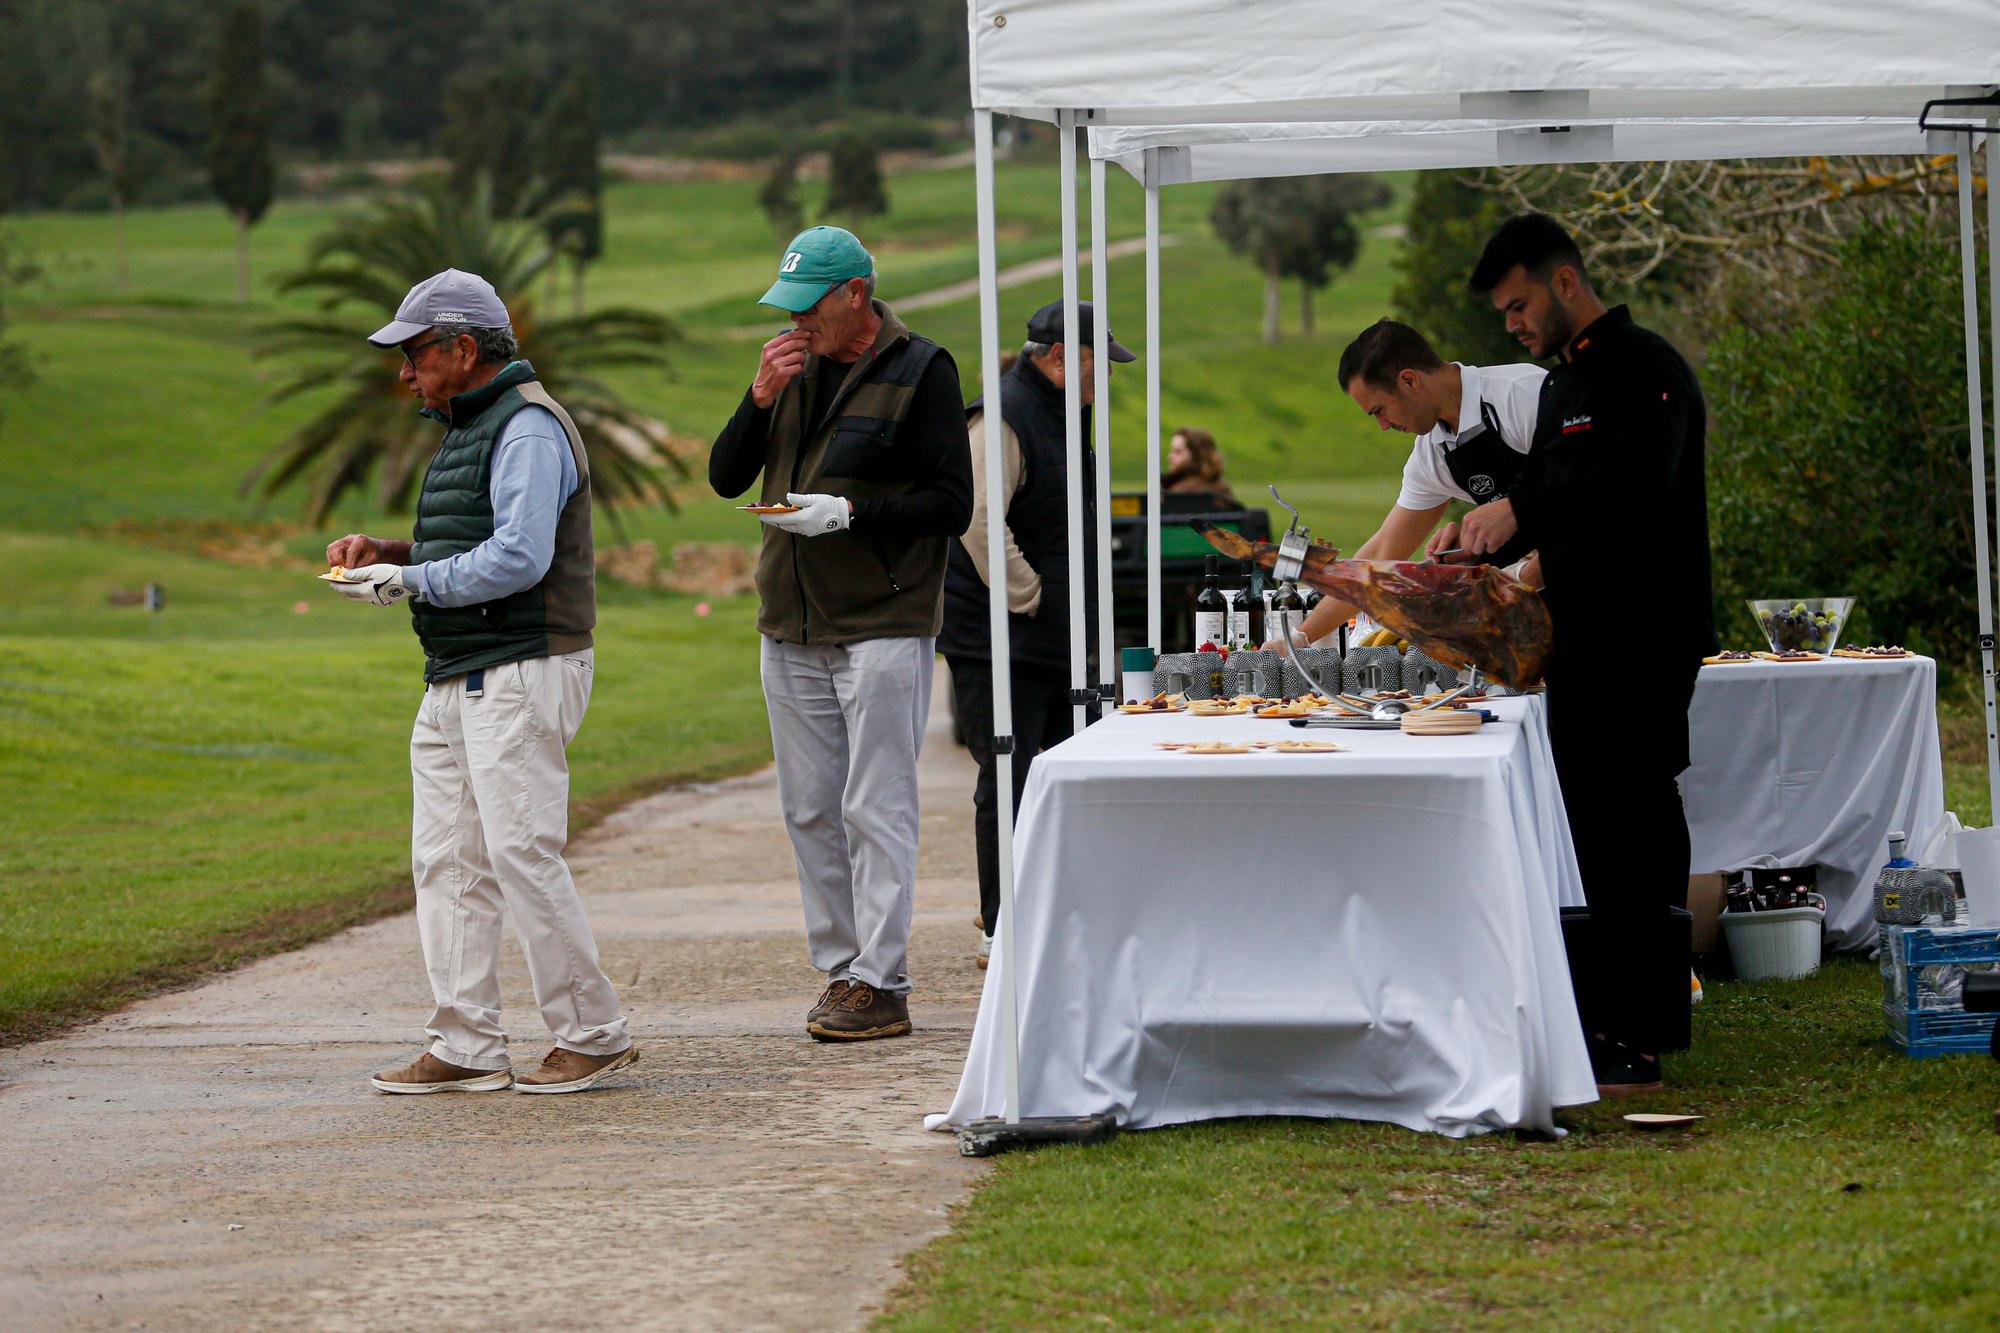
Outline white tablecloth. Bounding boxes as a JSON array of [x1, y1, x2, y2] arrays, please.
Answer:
[[1682, 656, 1946, 951], [934, 697, 1598, 1138]]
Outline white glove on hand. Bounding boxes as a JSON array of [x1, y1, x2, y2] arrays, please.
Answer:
[[758, 492, 851, 536], [329, 563, 412, 607]]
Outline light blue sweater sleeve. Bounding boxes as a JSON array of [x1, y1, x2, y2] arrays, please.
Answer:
[[402, 405, 580, 607]]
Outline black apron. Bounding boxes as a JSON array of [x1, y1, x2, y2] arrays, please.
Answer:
[[1436, 401, 1524, 503]]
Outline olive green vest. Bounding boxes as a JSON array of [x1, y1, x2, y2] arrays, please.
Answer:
[[756, 301, 951, 643], [408, 361, 595, 682]]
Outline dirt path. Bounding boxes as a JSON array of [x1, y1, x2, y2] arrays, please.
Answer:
[[0, 666, 987, 1331]]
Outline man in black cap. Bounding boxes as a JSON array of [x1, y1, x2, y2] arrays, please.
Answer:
[[938, 300, 1136, 964], [1457, 213, 1716, 1096]]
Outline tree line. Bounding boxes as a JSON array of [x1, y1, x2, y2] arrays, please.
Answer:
[[0, 0, 967, 213]]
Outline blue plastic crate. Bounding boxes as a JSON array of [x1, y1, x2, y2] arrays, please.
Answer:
[[1880, 924, 2000, 1058]]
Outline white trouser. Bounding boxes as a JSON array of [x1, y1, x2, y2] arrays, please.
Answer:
[[760, 635, 932, 994], [409, 649, 630, 1071]]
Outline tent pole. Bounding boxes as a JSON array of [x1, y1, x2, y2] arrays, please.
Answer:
[[1956, 136, 2000, 819], [1145, 150, 1163, 650], [1091, 150, 1115, 700], [1060, 111, 1088, 733], [974, 110, 1022, 1126], [1985, 123, 2000, 822]]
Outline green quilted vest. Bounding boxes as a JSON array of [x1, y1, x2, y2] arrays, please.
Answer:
[[408, 360, 596, 682]]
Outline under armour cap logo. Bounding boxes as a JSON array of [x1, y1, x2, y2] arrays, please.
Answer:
[[781, 253, 803, 273], [433, 311, 470, 324]]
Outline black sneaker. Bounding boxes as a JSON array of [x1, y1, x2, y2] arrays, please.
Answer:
[[1591, 1036, 1664, 1098]]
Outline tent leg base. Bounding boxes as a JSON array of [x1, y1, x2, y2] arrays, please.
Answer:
[[955, 1114, 1119, 1158]]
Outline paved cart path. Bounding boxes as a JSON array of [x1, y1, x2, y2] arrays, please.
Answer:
[[0, 665, 987, 1331]]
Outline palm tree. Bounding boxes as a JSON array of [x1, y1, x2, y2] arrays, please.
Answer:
[[248, 178, 687, 526]]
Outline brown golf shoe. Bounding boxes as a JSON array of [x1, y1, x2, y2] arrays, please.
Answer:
[[807, 978, 853, 1028], [807, 981, 912, 1042], [513, 1045, 639, 1094], [370, 1051, 512, 1094]]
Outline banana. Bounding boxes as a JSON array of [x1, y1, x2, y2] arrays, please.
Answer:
[[1361, 628, 1398, 648]]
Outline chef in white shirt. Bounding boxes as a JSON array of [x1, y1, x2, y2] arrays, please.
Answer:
[[1274, 319, 1546, 650]]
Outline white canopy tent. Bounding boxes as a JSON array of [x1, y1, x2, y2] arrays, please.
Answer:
[[959, 0, 2000, 1133]]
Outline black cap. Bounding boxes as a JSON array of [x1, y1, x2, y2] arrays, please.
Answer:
[[1025, 300, 1137, 362]]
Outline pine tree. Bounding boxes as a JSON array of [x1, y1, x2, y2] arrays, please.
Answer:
[[441, 67, 535, 220], [206, 2, 274, 304], [533, 74, 604, 316], [86, 69, 132, 294], [757, 152, 804, 236], [822, 133, 888, 222]]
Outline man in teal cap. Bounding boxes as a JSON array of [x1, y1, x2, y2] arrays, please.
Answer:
[[710, 226, 971, 1042]]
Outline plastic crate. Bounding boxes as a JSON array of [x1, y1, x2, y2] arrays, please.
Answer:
[[1879, 924, 2000, 1058]]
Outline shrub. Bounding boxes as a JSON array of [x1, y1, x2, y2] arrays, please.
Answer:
[[1705, 216, 1991, 667]]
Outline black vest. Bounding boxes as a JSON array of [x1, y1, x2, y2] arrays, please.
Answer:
[[938, 358, 1095, 669], [408, 361, 595, 683]]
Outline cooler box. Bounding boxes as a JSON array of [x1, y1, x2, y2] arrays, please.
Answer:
[[1880, 924, 2000, 1058]]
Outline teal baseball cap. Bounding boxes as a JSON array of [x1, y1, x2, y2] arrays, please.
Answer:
[[759, 226, 875, 312]]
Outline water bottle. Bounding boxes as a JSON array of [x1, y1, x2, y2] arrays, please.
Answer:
[[1874, 832, 1923, 926]]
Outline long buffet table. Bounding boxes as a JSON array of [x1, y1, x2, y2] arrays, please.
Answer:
[[933, 697, 1599, 1138], [934, 656, 1948, 1139], [1682, 654, 1946, 950]]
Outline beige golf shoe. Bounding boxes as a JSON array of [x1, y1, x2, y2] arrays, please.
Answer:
[[370, 1051, 513, 1094], [513, 1045, 640, 1094]]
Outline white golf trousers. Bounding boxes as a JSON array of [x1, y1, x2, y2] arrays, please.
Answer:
[[409, 649, 630, 1071], [759, 635, 932, 995]]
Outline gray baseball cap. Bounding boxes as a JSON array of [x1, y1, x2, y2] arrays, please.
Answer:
[[366, 268, 511, 347]]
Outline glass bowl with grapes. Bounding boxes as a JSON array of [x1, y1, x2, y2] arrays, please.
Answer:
[[1746, 597, 1854, 656]]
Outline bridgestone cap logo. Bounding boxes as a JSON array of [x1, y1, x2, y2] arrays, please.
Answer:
[[1469, 475, 1495, 497], [781, 253, 803, 273]]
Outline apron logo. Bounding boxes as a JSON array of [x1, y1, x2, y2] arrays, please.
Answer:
[[1468, 474, 1495, 497]]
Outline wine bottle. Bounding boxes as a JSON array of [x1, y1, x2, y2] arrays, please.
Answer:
[[1268, 580, 1305, 648], [1194, 554, 1226, 650], [1229, 566, 1260, 647]]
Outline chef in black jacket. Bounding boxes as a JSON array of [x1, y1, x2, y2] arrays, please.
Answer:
[[1457, 213, 1717, 1096]]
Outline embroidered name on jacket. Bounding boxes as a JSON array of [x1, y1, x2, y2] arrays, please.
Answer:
[[1560, 415, 1594, 435]]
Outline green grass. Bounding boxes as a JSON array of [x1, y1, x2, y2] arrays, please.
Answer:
[[882, 959, 2000, 1330]]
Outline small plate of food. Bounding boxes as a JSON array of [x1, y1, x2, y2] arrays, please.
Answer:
[[1832, 645, 1912, 659], [1186, 700, 1250, 717], [1117, 693, 1185, 714], [739, 503, 803, 515], [1752, 650, 1823, 663], [1702, 650, 1758, 665]]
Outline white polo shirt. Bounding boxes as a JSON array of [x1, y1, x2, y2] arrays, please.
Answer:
[[1394, 362, 1547, 510]]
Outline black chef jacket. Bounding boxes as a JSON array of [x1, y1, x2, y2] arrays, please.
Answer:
[[1501, 305, 1718, 673]]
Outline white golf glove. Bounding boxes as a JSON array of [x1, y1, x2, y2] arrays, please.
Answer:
[[758, 492, 851, 536], [328, 563, 412, 607]]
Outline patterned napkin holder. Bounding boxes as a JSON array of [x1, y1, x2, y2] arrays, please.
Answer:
[[1154, 651, 1224, 700], [1282, 648, 1342, 699], [1221, 648, 1283, 699], [1403, 648, 1460, 696], [1343, 645, 1405, 695]]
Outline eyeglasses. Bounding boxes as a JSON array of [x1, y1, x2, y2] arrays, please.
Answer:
[[401, 333, 458, 366]]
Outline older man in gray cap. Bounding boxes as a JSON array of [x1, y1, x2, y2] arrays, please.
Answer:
[[328, 267, 637, 1095]]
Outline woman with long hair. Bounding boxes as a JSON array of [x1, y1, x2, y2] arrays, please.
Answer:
[[1162, 426, 1236, 505]]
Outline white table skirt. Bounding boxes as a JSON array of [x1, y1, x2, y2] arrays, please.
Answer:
[[1682, 656, 1946, 950], [932, 697, 1598, 1139]]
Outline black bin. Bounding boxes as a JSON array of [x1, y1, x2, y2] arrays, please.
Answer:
[[1558, 905, 1694, 1053]]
